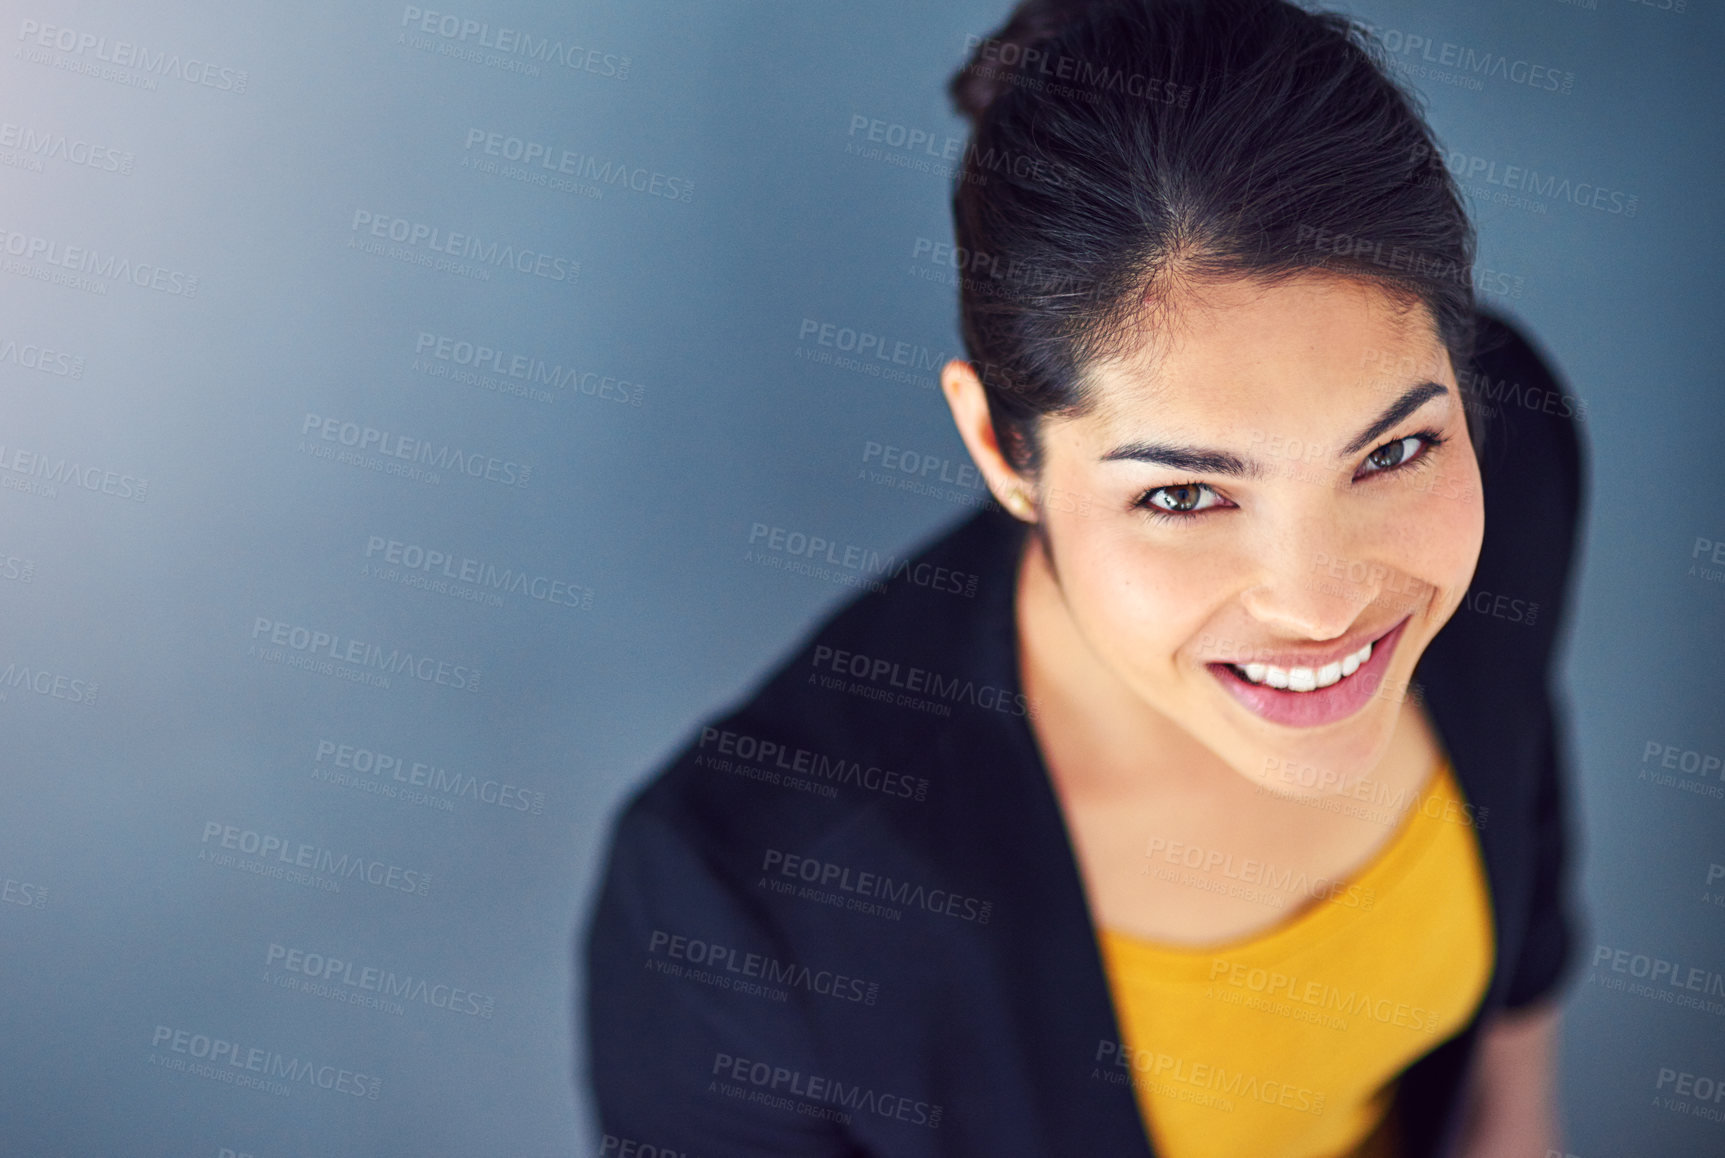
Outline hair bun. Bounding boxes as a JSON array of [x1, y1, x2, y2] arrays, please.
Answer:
[[949, 0, 1098, 128]]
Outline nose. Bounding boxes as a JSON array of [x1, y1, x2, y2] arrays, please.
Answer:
[[1236, 508, 1379, 641]]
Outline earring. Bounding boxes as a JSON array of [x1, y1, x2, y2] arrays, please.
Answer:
[[1004, 488, 1034, 518]]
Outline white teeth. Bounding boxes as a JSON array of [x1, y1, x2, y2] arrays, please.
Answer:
[[1231, 640, 1375, 692]]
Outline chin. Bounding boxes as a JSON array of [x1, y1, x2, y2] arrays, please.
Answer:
[[1188, 611, 1441, 798], [1236, 720, 1398, 800], [1188, 663, 1413, 799]]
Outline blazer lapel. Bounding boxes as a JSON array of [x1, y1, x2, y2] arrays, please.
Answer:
[[934, 510, 1161, 1156]]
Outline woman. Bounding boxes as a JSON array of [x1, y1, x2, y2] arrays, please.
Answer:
[[584, 1, 1586, 1155]]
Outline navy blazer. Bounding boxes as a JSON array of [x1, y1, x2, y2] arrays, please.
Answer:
[[583, 312, 1587, 1158]]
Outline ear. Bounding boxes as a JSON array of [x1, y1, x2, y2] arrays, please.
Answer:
[[941, 359, 1038, 521]]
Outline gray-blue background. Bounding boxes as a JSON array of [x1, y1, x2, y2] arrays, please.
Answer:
[[1, 1, 1719, 1155]]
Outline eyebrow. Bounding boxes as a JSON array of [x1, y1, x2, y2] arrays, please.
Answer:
[[1099, 381, 1451, 473]]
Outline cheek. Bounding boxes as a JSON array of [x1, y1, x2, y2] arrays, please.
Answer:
[[1051, 512, 1224, 665], [1422, 454, 1486, 574], [1382, 460, 1486, 601]]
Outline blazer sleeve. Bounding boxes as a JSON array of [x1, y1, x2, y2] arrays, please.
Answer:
[[1501, 694, 1581, 1012], [582, 786, 864, 1157], [1475, 313, 1589, 1013]]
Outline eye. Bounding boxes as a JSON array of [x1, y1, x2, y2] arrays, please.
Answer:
[[1138, 482, 1227, 518], [1356, 431, 1444, 478]]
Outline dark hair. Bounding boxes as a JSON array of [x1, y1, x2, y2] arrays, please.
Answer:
[[946, 0, 1481, 475]]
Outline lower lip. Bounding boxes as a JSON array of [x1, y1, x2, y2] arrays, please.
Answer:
[[1205, 617, 1411, 729]]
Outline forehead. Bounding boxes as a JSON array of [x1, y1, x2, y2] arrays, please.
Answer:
[[1076, 274, 1449, 434]]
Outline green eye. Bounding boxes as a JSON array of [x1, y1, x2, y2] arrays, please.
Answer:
[[1365, 436, 1420, 471]]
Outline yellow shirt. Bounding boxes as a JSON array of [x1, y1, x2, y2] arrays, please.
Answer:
[[1096, 760, 1495, 1158]]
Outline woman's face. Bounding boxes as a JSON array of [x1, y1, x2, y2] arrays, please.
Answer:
[[976, 274, 1484, 797]]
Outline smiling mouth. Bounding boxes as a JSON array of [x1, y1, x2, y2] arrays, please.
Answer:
[[1204, 617, 1412, 728], [1223, 639, 1375, 693]]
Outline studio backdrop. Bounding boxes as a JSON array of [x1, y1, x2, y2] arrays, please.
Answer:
[[0, 1, 1720, 1155]]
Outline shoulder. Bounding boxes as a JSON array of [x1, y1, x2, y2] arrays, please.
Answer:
[[1467, 310, 1586, 509], [1454, 310, 1587, 672], [596, 504, 1027, 908]]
